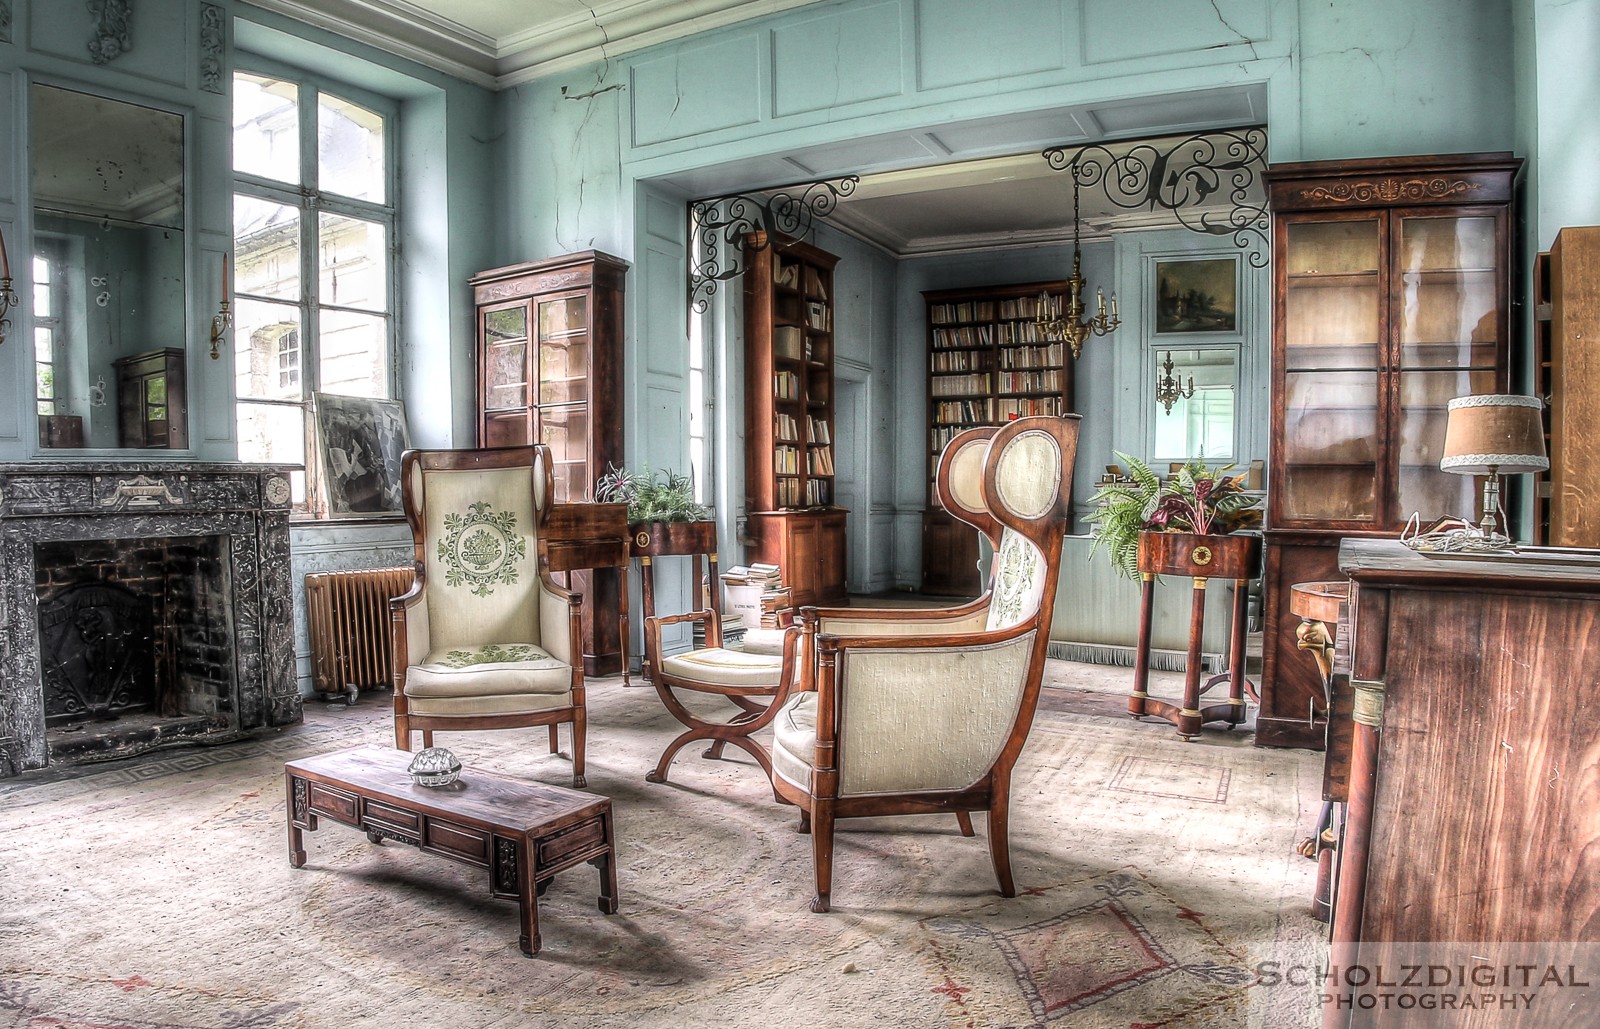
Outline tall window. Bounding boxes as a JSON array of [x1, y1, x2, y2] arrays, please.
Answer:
[[33, 254, 58, 416], [232, 68, 395, 513]]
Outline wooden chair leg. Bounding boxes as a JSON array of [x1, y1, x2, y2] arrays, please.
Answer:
[[987, 789, 1016, 898], [421, 729, 434, 749], [810, 800, 835, 913], [548, 724, 560, 754], [394, 713, 410, 751], [956, 811, 975, 837], [571, 711, 587, 789]]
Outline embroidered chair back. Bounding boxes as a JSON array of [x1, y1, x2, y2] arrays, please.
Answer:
[[402, 445, 553, 652]]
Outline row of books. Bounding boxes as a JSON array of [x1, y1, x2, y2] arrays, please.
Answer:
[[775, 412, 799, 441], [997, 343, 1066, 369], [933, 399, 993, 424], [930, 373, 992, 397], [803, 267, 828, 300], [996, 396, 1066, 419], [774, 444, 802, 474], [929, 300, 997, 325], [773, 260, 799, 287], [808, 446, 834, 476], [932, 325, 995, 349], [998, 369, 1062, 393], [805, 301, 831, 331], [804, 479, 831, 506], [774, 370, 799, 399], [995, 320, 1061, 345], [998, 294, 1063, 320], [760, 585, 793, 628], [931, 349, 983, 372], [774, 325, 804, 360], [807, 415, 831, 444]]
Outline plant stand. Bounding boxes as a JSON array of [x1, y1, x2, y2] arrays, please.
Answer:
[[631, 520, 719, 682], [1128, 530, 1262, 740]]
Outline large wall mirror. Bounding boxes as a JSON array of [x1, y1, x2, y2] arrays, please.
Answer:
[[30, 83, 188, 450]]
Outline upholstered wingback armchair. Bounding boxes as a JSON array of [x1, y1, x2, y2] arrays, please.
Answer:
[[768, 415, 1080, 912], [390, 445, 588, 787]]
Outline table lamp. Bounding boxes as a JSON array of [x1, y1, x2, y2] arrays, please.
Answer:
[[1440, 394, 1548, 547]]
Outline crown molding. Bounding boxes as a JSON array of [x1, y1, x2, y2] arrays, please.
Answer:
[[245, 0, 827, 91]]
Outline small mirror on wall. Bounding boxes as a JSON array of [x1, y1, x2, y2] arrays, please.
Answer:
[[1153, 348, 1237, 462]]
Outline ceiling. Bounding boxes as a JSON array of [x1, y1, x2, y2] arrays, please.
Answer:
[[252, 0, 1268, 257]]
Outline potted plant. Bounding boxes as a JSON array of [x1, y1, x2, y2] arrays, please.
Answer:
[[594, 464, 716, 554], [1087, 452, 1262, 580]]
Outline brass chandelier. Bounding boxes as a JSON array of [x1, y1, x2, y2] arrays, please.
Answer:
[[1036, 176, 1119, 358], [1155, 351, 1196, 413]]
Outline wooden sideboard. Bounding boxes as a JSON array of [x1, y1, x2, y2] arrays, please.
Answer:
[[1325, 538, 1600, 1025]]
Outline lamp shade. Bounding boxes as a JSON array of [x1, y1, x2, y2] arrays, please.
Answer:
[[1440, 394, 1549, 475]]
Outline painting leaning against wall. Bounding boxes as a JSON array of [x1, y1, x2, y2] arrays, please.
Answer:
[[314, 393, 410, 518]]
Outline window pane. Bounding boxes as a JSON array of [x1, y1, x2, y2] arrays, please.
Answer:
[[318, 93, 385, 203], [236, 402, 307, 503], [33, 255, 51, 316], [233, 73, 299, 184], [234, 298, 304, 401], [319, 308, 388, 398], [318, 213, 386, 312], [234, 195, 301, 301]]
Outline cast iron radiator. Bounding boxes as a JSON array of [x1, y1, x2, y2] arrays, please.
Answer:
[[304, 567, 414, 701]]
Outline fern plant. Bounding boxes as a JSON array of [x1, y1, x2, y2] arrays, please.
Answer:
[[1087, 451, 1261, 579], [594, 464, 707, 524]]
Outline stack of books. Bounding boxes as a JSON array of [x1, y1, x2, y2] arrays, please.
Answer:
[[722, 564, 790, 627], [760, 586, 793, 628]]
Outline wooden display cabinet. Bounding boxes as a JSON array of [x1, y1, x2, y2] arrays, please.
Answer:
[[742, 232, 847, 607], [921, 281, 1073, 596], [469, 251, 629, 676], [113, 347, 188, 449], [1258, 153, 1518, 749]]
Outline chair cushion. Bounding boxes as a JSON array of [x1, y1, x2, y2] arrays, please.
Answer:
[[738, 628, 788, 656], [771, 691, 819, 790], [406, 643, 572, 698], [660, 646, 783, 689]]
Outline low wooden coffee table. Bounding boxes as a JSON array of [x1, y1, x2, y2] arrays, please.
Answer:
[[285, 745, 617, 957]]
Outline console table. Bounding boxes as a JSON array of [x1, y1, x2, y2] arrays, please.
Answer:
[[1129, 531, 1262, 739]]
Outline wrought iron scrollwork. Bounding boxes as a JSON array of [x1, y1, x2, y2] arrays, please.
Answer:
[[1043, 128, 1269, 267], [688, 176, 858, 313]]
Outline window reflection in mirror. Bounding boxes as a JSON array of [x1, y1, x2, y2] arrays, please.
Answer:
[[30, 83, 186, 450], [1153, 348, 1236, 462]]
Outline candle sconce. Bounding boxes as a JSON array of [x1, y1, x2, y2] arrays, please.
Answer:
[[209, 298, 232, 360], [1155, 351, 1196, 414], [0, 275, 16, 348]]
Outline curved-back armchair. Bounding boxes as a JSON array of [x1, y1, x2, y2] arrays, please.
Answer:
[[390, 445, 588, 787], [768, 414, 1080, 911]]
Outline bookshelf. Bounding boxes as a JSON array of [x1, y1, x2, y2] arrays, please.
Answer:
[[743, 232, 847, 607], [920, 281, 1075, 594]]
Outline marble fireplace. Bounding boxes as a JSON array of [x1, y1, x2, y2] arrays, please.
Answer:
[[0, 463, 301, 776]]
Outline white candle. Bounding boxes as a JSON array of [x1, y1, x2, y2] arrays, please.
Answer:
[[0, 226, 10, 281]]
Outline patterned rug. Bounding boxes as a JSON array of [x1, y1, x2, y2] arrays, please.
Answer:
[[0, 665, 1325, 1028]]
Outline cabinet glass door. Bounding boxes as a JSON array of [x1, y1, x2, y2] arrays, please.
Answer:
[[1394, 214, 1502, 522], [481, 304, 530, 446], [537, 296, 589, 406], [1280, 218, 1383, 522], [538, 404, 590, 501]]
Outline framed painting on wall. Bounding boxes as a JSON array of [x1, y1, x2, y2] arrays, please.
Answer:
[[314, 393, 410, 518], [1154, 258, 1237, 334]]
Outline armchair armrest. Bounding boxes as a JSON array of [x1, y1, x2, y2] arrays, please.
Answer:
[[644, 609, 720, 679], [389, 574, 429, 688], [537, 570, 582, 668]]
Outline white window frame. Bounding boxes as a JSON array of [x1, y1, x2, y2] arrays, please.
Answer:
[[232, 58, 399, 518]]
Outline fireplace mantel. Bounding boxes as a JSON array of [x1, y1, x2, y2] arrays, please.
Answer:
[[0, 463, 302, 776]]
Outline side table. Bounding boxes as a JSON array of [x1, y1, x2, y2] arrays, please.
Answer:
[[1129, 531, 1262, 740], [630, 519, 719, 681], [542, 502, 632, 685], [1289, 578, 1348, 924]]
